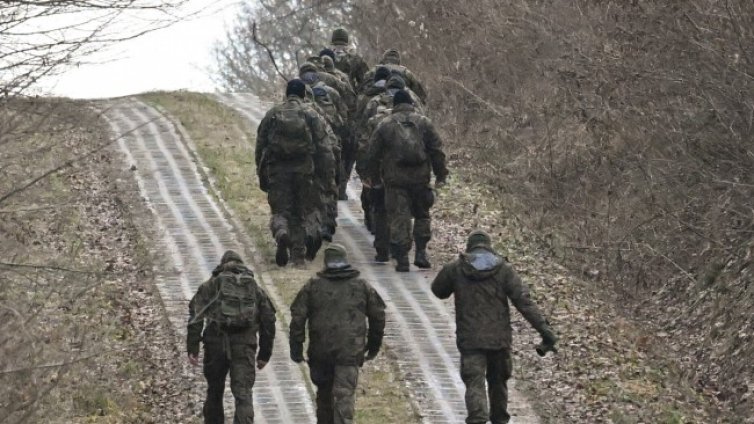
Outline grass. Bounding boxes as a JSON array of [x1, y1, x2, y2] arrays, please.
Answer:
[[142, 91, 421, 424]]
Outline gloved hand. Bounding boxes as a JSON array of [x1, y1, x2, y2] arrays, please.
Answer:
[[364, 347, 379, 361], [290, 345, 305, 363], [536, 329, 559, 357]]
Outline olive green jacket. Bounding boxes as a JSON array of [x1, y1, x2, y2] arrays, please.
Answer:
[[186, 262, 277, 361], [290, 266, 386, 365], [431, 247, 554, 351]]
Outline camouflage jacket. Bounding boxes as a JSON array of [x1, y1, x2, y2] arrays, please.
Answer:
[[256, 95, 336, 178], [290, 266, 386, 365], [366, 103, 449, 187], [310, 81, 348, 130], [360, 65, 427, 103], [186, 262, 277, 361], [332, 46, 370, 93], [431, 247, 555, 351]]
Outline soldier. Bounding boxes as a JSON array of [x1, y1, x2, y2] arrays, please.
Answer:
[[431, 230, 558, 424], [256, 79, 336, 266], [187, 250, 277, 424], [366, 89, 449, 272], [359, 49, 427, 103], [329, 28, 370, 92], [319, 48, 350, 86], [289, 244, 386, 424]]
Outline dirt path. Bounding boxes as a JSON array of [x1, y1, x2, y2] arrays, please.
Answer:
[[102, 98, 315, 424], [216, 93, 541, 424]]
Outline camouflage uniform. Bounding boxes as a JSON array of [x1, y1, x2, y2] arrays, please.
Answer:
[[256, 90, 336, 265], [359, 49, 427, 104], [366, 96, 448, 270], [330, 28, 370, 94], [187, 251, 277, 424], [290, 244, 386, 424], [431, 232, 558, 424]]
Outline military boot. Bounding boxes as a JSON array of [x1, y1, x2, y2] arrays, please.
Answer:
[[275, 233, 290, 267], [375, 248, 390, 263], [414, 249, 431, 269], [395, 254, 410, 272]]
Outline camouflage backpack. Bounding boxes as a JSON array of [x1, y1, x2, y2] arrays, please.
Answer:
[[268, 102, 314, 159], [332, 46, 351, 74], [205, 270, 258, 329], [312, 85, 343, 128], [388, 115, 427, 166]]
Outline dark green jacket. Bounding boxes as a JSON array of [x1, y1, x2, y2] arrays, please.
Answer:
[[186, 262, 277, 361], [290, 266, 386, 365], [431, 248, 553, 351], [366, 103, 449, 187], [256, 96, 335, 178]]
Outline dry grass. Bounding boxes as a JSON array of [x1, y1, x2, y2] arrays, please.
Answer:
[[142, 91, 420, 424]]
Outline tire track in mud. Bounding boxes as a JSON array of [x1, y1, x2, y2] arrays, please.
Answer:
[[103, 98, 315, 424], [217, 93, 541, 424]]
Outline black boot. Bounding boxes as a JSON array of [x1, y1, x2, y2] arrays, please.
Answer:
[[375, 248, 390, 263], [305, 235, 322, 261], [395, 254, 410, 272], [275, 233, 290, 267], [414, 249, 431, 269]]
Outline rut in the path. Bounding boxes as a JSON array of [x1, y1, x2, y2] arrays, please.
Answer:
[[216, 93, 541, 424], [103, 98, 315, 424]]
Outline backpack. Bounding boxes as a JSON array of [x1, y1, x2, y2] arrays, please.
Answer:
[[205, 270, 258, 329], [268, 103, 314, 159], [389, 115, 427, 166], [312, 86, 341, 127], [333, 47, 351, 73]]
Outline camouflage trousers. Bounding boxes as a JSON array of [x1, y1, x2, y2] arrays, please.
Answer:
[[460, 349, 513, 424], [368, 186, 389, 253], [203, 341, 257, 424], [267, 172, 319, 260], [309, 362, 360, 424], [338, 132, 357, 198], [385, 185, 434, 253]]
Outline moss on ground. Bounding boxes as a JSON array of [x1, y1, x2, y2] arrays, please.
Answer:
[[142, 91, 421, 424]]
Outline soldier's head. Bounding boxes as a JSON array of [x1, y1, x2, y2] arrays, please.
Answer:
[[331, 28, 349, 46], [324, 243, 350, 270], [286, 79, 306, 99], [373, 66, 389, 82], [382, 49, 401, 65], [319, 48, 335, 61], [466, 230, 493, 252], [386, 75, 406, 91], [299, 62, 320, 85], [307, 55, 324, 69], [321, 55, 336, 72], [220, 250, 243, 265], [393, 89, 413, 107]]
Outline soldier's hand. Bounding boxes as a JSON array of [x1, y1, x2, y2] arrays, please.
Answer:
[[257, 359, 268, 370], [188, 354, 200, 367], [364, 348, 379, 361]]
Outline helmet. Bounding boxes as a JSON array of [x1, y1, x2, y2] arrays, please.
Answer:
[[382, 49, 401, 65], [331, 28, 349, 45]]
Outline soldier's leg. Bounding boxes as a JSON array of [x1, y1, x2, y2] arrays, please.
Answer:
[[291, 174, 318, 264], [203, 342, 230, 424], [460, 350, 489, 424], [410, 186, 435, 268], [310, 361, 336, 424], [360, 186, 373, 233], [332, 365, 359, 424], [267, 174, 296, 266], [487, 349, 513, 424], [339, 132, 357, 200], [372, 186, 389, 262], [229, 343, 256, 424], [384, 186, 412, 271]]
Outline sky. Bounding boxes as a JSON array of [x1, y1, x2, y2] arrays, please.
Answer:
[[39, 0, 244, 99]]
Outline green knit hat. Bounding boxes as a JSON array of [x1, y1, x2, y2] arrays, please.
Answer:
[[466, 230, 492, 251], [221, 250, 243, 264], [382, 49, 401, 65], [332, 28, 349, 45], [324, 243, 349, 269]]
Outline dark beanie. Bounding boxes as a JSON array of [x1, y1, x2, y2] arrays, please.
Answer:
[[221, 250, 243, 264], [319, 48, 335, 60], [393, 89, 413, 106], [286, 79, 306, 98], [374, 66, 391, 82]]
